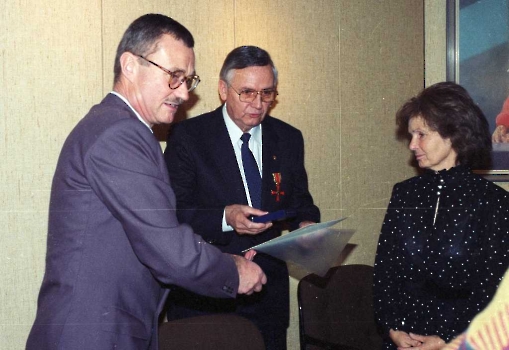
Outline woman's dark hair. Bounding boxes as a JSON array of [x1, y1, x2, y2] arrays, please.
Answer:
[[396, 81, 492, 169], [219, 46, 278, 86], [113, 14, 194, 84]]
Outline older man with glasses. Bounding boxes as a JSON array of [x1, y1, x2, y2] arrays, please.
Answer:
[[164, 45, 320, 350]]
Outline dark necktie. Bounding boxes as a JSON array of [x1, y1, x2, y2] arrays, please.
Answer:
[[241, 133, 261, 209]]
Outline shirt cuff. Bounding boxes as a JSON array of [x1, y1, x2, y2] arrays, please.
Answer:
[[222, 209, 234, 232]]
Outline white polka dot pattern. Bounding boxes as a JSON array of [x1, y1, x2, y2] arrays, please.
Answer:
[[373, 166, 509, 349]]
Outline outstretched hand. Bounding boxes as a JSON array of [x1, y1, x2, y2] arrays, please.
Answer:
[[232, 254, 267, 295]]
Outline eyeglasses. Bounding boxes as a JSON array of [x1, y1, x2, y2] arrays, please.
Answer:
[[229, 85, 278, 103], [136, 55, 200, 92]]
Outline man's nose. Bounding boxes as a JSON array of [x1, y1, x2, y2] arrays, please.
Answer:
[[174, 82, 189, 101], [251, 93, 263, 108]]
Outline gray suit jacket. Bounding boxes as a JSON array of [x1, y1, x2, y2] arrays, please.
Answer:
[[26, 94, 239, 350]]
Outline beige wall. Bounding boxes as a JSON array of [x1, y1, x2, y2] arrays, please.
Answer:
[[425, 0, 447, 86], [0, 1, 423, 348]]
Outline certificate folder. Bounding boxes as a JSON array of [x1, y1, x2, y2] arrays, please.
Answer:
[[244, 218, 355, 277]]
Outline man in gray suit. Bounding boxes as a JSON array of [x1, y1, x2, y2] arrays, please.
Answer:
[[26, 14, 266, 350]]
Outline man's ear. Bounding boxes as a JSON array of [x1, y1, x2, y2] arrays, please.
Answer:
[[218, 79, 228, 102], [120, 52, 138, 83]]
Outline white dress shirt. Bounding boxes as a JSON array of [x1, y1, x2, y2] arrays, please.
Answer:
[[221, 103, 263, 231]]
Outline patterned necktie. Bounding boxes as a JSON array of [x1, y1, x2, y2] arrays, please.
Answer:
[[240, 133, 262, 209]]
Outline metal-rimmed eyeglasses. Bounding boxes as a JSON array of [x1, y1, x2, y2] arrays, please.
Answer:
[[229, 85, 278, 103], [136, 55, 200, 92]]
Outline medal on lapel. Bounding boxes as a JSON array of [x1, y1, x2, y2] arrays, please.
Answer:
[[271, 172, 284, 201]]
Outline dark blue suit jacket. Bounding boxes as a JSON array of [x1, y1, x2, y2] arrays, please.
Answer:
[[26, 95, 239, 350], [164, 106, 320, 329]]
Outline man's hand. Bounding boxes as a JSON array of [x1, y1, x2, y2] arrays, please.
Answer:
[[232, 254, 267, 295], [225, 204, 272, 235], [299, 221, 315, 228], [243, 249, 257, 261]]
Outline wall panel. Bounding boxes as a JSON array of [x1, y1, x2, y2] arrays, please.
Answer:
[[425, 0, 447, 86], [0, 0, 102, 348], [339, 0, 422, 266]]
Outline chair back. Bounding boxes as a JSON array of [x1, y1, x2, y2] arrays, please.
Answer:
[[159, 314, 265, 350], [297, 264, 382, 350]]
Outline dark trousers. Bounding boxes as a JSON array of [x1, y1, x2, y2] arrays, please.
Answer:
[[260, 326, 287, 350]]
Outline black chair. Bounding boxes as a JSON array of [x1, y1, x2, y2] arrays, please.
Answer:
[[297, 264, 382, 350], [158, 314, 265, 350]]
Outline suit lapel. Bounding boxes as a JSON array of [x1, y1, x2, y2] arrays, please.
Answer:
[[261, 119, 282, 211], [208, 110, 249, 205]]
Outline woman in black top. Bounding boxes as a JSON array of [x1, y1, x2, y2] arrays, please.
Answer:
[[373, 82, 509, 350]]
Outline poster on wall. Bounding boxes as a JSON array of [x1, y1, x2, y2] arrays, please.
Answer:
[[447, 0, 509, 179]]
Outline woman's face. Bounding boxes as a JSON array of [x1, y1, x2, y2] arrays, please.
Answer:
[[408, 116, 458, 171]]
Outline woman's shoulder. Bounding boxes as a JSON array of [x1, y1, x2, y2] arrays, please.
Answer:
[[393, 174, 428, 190], [466, 171, 509, 196]]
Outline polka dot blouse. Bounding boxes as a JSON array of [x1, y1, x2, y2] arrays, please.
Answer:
[[373, 165, 509, 349]]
